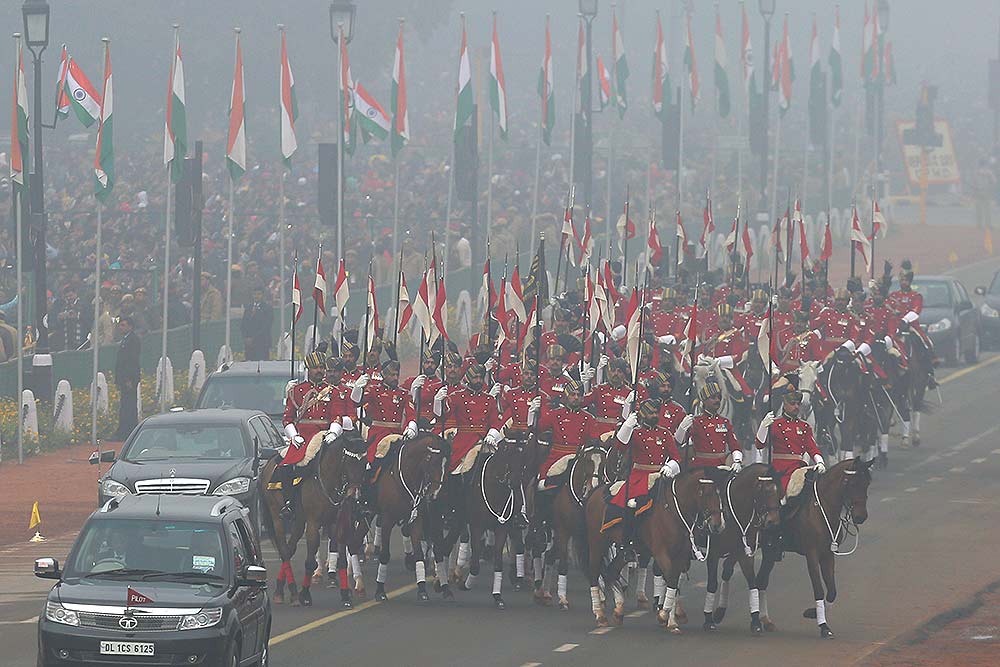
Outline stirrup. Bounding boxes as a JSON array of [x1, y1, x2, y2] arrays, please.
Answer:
[[280, 501, 294, 518]]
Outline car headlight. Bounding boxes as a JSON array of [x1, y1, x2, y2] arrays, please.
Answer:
[[981, 303, 999, 319], [178, 608, 223, 631], [45, 601, 80, 627], [927, 318, 952, 333], [101, 479, 130, 497], [213, 477, 251, 496]]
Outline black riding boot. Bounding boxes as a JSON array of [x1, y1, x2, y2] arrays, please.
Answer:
[[278, 465, 296, 518]]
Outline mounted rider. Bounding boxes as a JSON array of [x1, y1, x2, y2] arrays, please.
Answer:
[[756, 384, 826, 497], [673, 381, 744, 470], [436, 362, 503, 474], [533, 379, 603, 492], [609, 400, 681, 518], [403, 350, 444, 430], [278, 351, 330, 517], [357, 359, 414, 465]]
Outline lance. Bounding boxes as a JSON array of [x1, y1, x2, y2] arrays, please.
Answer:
[[767, 277, 775, 467], [555, 187, 572, 296], [414, 252, 428, 426], [312, 243, 323, 352], [785, 188, 793, 289], [290, 250, 298, 380], [730, 199, 742, 289], [850, 198, 857, 279], [621, 185, 631, 289], [687, 273, 701, 412], [392, 241, 404, 347], [431, 231, 445, 386], [362, 255, 373, 372], [870, 181, 877, 279]]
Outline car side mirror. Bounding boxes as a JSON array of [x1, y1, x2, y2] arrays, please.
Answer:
[[239, 564, 267, 587], [975, 286, 986, 296], [34, 558, 61, 580], [89, 450, 116, 465]]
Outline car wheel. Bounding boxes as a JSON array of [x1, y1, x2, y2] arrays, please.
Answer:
[[229, 642, 240, 667], [259, 623, 271, 667], [946, 334, 961, 366], [965, 331, 980, 364]]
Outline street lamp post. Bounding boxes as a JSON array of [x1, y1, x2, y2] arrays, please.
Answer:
[[22, 0, 52, 402], [579, 0, 597, 208], [329, 1, 356, 264], [875, 0, 890, 200], [758, 0, 775, 222]]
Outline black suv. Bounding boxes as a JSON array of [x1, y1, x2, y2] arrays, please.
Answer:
[[195, 361, 297, 429], [35, 494, 271, 666], [96, 410, 284, 534]]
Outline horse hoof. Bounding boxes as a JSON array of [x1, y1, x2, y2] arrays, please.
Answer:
[[674, 607, 688, 625], [418, 590, 430, 602], [441, 585, 455, 601], [494, 594, 505, 609], [667, 624, 682, 635], [299, 590, 313, 607], [637, 594, 650, 610], [290, 598, 300, 608], [327, 577, 338, 589], [751, 618, 763, 635], [596, 615, 609, 628], [534, 591, 552, 607], [433, 580, 442, 593], [365, 544, 375, 560], [613, 611, 625, 626], [703, 621, 717, 632], [820, 623, 835, 639], [913, 435, 921, 447], [513, 577, 525, 592], [558, 598, 570, 611], [803, 608, 817, 619], [355, 585, 367, 600], [459, 582, 471, 592], [713, 607, 727, 623], [762, 617, 777, 632], [449, 571, 461, 586]]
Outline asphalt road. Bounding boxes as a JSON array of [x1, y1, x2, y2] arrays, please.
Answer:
[[4, 256, 1000, 667]]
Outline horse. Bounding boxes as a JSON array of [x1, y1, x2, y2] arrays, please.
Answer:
[[698, 464, 782, 634], [582, 467, 725, 632], [754, 457, 873, 638], [260, 432, 367, 606], [819, 348, 868, 460], [901, 323, 935, 446], [531, 445, 604, 609], [369, 432, 450, 601]]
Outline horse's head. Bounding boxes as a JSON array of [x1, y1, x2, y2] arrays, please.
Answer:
[[416, 434, 449, 501], [337, 436, 368, 500], [796, 361, 822, 404], [841, 457, 873, 525], [751, 471, 782, 531], [697, 476, 726, 535]]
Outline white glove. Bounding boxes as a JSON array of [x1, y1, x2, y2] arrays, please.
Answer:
[[581, 366, 596, 383], [410, 374, 426, 400], [868, 279, 878, 291], [621, 390, 636, 419], [403, 421, 418, 440], [484, 358, 497, 371], [857, 342, 872, 357], [698, 354, 715, 365], [731, 449, 744, 472], [756, 411, 776, 443], [674, 413, 695, 443], [292, 435, 305, 446], [657, 334, 676, 345], [350, 373, 369, 402], [617, 412, 639, 445], [433, 386, 448, 417], [324, 423, 344, 443], [611, 324, 627, 341], [283, 423, 300, 441], [716, 355, 734, 370], [355, 373, 370, 389], [840, 340, 856, 353], [731, 459, 743, 473], [485, 428, 503, 447], [598, 354, 610, 370], [902, 311, 919, 324], [659, 459, 681, 479], [488, 383, 502, 397], [342, 416, 355, 431], [813, 454, 827, 474]]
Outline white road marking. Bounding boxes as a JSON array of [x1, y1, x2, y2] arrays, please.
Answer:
[[553, 643, 578, 652], [589, 627, 614, 635], [626, 610, 647, 618], [949, 499, 997, 505], [880, 497, 896, 502], [521, 662, 543, 667], [992, 449, 1000, 455], [971, 635, 995, 641], [949, 467, 966, 473], [926, 477, 943, 482], [905, 487, 920, 493], [971, 458, 987, 464]]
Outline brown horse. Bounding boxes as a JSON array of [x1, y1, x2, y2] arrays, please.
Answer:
[[260, 433, 367, 606], [532, 446, 604, 609], [582, 468, 725, 631], [754, 457, 873, 638], [370, 433, 450, 601], [698, 464, 781, 635]]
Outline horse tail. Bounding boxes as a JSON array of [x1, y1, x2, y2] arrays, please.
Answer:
[[258, 460, 284, 559]]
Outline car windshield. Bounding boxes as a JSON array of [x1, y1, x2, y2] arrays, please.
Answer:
[[124, 425, 248, 461], [911, 281, 953, 309], [197, 375, 289, 415], [65, 518, 228, 583]]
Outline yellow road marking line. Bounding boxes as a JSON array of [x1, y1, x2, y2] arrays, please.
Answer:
[[269, 583, 417, 646], [938, 353, 1000, 385]]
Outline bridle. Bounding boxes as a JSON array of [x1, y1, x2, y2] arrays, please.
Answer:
[[671, 476, 724, 562], [481, 440, 527, 526], [814, 463, 869, 556], [316, 438, 364, 510], [725, 471, 780, 557], [568, 446, 603, 507], [397, 438, 447, 524]]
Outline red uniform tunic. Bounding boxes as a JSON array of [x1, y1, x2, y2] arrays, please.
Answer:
[[658, 400, 687, 433], [536, 407, 604, 481], [324, 383, 358, 427], [735, 310, 768, 339], [361, 383, 411, 463], [611, 427, 681, 508], [281, 381, 328, 465], [538, 367, 569, 398], [499, 387, 550, 433], [584, 383, 630, 433], [684, 413, 741, 468], [651, 310, 688, 337], [780, 330, 824, 372], [889, 289, 923, 315], [441, 387, 501, 471], [755, 416, 822, 492], [813, 307, 861, 357]]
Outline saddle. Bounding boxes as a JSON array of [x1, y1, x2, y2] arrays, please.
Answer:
[[600, 478, 660, 533]]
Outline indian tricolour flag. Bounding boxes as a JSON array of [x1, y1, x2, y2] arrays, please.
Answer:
[[354, 82, 390, 142], [714, 7, 731, 118], [279, 27, 298, 167], [454, 18, 473, 140], [537, 15, 555, 146], [54, 45, 69, 120], [226, 31, 247, 182], [684, 13, 700, 110], [612, 8, 629, 119], [11, 35, 30, 188], [65, 57, 101, 128], [94, 42, 114, 203], [390, 20, 409, 156], [652, 11, 670, 120], [489, 13, 508, 140], [164, 31, 187, 182], [829, 6, 843, 107]]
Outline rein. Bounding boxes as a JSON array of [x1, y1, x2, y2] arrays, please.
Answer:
[[725, 473, 775, 557], [813, 469, 862, 556], [670, 477, 719, 562], [316, 441, 362, 510], [481, 453, 516, 525]]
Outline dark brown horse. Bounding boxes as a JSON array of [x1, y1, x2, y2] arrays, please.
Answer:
[[531, 446, 604, 609], [698, 464, 781, 634], [582, 468, 725, 631], [260, 433, 367, 606], [370, 433, 449, 601], [902, 324, 935, 446], [755, 457, 873, 638], [819, 348, 868, 460]]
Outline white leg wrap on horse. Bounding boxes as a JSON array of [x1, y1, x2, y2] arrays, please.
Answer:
[[748, 588, 760, 614], [449, 546, 458, 571], [533, 557, 544, 582], [902, 420, 911, 437], [664, 587, 678, 621], [759, 590, 769, 618], [373, 525, 383, 548], [703, 591, 717, 614], [464, 572, 477, 590], [327, 546, 336, 574], [815, 599, 827, 625], [719, 580, 731, 608], [558, 574, 568, 600], [457, 542, 471, 570], [492, 571, 503, 595], [612, 582, 625, 608], [880, 433, 889, 453], [653, 575, 666, 603], [843, 450, 855, 460], [635, 567, 648, 597], [376, 563, 388, 584], [590, 586, 603, 614], [350, 554, 361, 579], [543, 565, 556, 593], [402, 535, 413, 555], [913, 411, 921, 432], [516, 554, 525, 578], [415, 561, 426, 584]]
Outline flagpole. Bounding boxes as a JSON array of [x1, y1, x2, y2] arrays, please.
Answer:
[[362, 258, 372, 371], [291, 251, 298, 379], [279, 170, 287, 349], [335, 23, 345, 264], [770, 114, 782, 225], [850, 201, 857, 278], [312, 244, 322, 351], [569, 18, 579, 209], [621, 186, 630, 289], [870, 182, 877, 279], [530, 121, 542, 253], [392, 243, 404, 346], [444, 14, 463, 279], [91, 200, 103, 469], [486, 95, 495, 242], [785, 188, 793, 288], [15, 152, 24, 463], [225, 176, 234, 357], [607, 124, 615, 260], [160, 24, 180, 413]]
